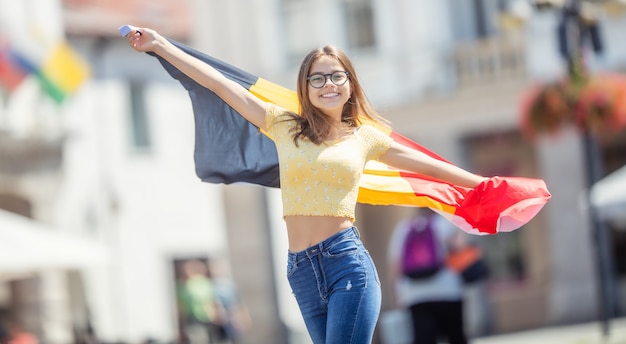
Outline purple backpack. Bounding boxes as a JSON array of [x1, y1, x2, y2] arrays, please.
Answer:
[[401, 216, 443, 279]]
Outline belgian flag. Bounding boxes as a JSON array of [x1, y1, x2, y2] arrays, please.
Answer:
[[145, 37, 550, 235]]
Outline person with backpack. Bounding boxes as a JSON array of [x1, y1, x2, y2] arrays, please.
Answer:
[[388, 210, 468, 344]]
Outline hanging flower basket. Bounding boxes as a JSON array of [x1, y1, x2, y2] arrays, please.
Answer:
[[519, 73, 626, 139]]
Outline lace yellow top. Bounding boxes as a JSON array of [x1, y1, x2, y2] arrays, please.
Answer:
[[265, 103, 393, 222]]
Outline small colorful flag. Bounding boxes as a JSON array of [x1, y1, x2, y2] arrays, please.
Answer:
[[38, 41, 91, 103], [3, 39, 90, 103], [18, 41, 91, 104], [0, 3, 90, 103], [0, 39, 27, 92]]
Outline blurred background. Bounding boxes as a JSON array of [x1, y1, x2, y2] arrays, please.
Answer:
[[0, 0, 625, 343]]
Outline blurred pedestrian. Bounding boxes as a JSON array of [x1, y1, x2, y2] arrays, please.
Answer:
[[0, 320, 38, 344], [177, 259, 225, 344], [388, 210, 468, 344], [208, 259, 251, 343]]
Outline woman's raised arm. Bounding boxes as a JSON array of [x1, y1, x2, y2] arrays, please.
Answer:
[[125, 27, 267, 130]]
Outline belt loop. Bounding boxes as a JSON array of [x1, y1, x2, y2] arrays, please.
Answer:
[[306, 245, 320, 258], [353, 226, 361, 239]]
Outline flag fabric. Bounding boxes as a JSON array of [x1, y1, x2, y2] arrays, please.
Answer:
[[0, 34, 90, 103], [38, 41, 91, 103], [146, 46, 282, 188], [0, 39, 27, 92], [150, 39, 551, 235], [0, 0, 90, 103], [10, 41, 91, 104]]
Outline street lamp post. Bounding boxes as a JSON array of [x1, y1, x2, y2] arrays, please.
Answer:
[[548, 0, 618, 336]]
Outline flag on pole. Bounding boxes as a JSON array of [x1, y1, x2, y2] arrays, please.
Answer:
[[146, 38, 550, 235], [10, 41, 91, 104], [0, 37, 27, 92], [0, 1, 90, 103]]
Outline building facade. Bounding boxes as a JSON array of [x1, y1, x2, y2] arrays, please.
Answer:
[[0, 0, 625, 343]]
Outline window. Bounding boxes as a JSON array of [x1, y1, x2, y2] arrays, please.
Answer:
[[450, 0, 516, 42], [282, 0, 377, 62], [128, 81, 151, 150], [343, 0, 376, 50], [283, 0, 320, 62], [480, 228, 526, 281], [462, 130, 538, 283]]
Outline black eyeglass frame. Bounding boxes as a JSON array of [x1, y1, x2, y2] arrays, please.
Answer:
[[306, 71, 350, 88]]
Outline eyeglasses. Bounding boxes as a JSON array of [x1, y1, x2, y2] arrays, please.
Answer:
[[306, 71, 350, 88]]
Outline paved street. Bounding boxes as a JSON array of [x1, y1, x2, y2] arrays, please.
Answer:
[[474, 317, 626, 344]]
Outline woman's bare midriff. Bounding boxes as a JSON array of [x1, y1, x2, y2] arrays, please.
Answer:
[[285, 215, 354, 252]]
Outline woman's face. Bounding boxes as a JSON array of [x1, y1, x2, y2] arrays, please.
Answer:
[[306, 55, 351, 118]]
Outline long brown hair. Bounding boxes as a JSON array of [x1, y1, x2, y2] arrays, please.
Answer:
[[282, 45, 390, 145]]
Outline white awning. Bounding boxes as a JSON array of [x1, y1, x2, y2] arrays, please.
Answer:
[[590, 164, 626, 223], [0, 209, 110, 272]]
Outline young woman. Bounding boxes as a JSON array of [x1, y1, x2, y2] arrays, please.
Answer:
[[125, 28, 487, 344]]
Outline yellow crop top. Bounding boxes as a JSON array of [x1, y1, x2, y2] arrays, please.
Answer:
[[265, 103, 393, 222]]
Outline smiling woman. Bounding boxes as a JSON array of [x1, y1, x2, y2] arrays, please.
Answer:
[[122, 25, 550, 344], [121, 30, 547, 237]]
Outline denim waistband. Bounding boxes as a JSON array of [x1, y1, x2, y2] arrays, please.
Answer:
[[288, 226, 361, 260]]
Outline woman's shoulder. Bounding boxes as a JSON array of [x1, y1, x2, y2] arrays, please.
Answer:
[[266, 103, 298, 121], [356, 123, 391, 139], [266, 102, 284, 117], [265, 103, 299, 139], [357, 123, 380, 131], [357, 120, 392, 133]]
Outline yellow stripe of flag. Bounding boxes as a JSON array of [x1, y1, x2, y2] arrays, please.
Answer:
[[40, 42, 90, 99]]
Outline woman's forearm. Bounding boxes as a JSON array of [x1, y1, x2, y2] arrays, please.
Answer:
[[152, 38, 229, 93]]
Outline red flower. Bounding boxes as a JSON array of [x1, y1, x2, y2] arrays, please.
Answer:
[[520, 73, 626, 139]]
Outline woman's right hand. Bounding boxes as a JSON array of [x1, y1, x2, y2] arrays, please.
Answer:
[[126, 27, 163, 54]]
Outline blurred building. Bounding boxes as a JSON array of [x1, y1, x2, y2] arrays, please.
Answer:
[[0, 0, 232, 343], [0, 0, 625, 344]]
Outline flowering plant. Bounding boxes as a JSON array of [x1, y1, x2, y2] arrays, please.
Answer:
[[519, 73, 626, 139]]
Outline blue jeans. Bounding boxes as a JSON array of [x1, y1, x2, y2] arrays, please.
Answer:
[[287, 226, 382, 344]]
